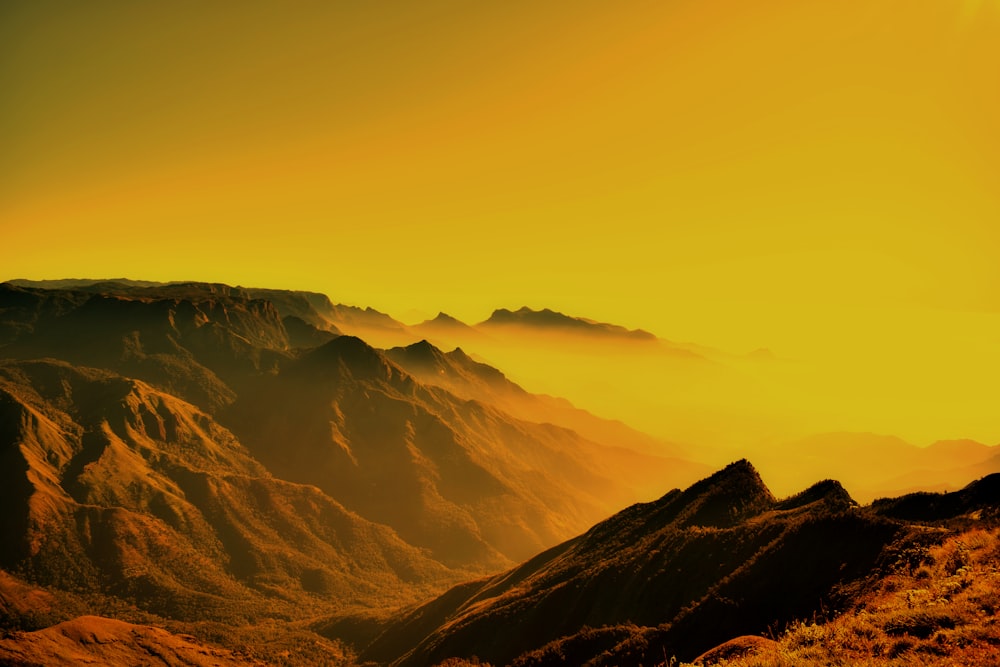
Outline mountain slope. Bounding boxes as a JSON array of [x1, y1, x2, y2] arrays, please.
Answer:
[[694, 524, 1000, 667], [0, 358, 457, 626], [385, 339, 693, 462], [0, 615, 259, 667], [1, 280, 700, 592], [226, 335, 691, 568], [356, 461, 940, 666]]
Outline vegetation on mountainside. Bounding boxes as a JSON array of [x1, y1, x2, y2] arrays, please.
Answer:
[[680, 525, 1000, 667]]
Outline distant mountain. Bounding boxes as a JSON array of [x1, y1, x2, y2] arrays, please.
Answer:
[[7, 278, 415, 349], [385, 339, 692, 463], [755, 432, 1000, 501], [227, 334, 693, 567], [409, 313, 489, 350], [414, 312, 482, 335], [326, 304, 408, 333], [480, 307, 658, 342], [315, 303, 416, 349], [244, 287, 343, 336], [870, 471, 1000, 521], [8, 278, 168, 290], [352, 461, 1000, 666]]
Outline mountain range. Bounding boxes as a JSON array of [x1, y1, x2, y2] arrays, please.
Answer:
[[2, 278, 998, 666], [0, 279, 705, 661]]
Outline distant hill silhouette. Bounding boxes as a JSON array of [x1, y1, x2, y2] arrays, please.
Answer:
[[480, 307, 658, 342], [412, 312, 487, 340]]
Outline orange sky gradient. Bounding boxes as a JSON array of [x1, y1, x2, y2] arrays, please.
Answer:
[[3, 0, 1000, 446]]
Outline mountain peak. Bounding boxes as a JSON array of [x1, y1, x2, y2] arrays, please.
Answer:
[[776, 479, 856, 511], [403, 339, 447, 363], [670, 459, 774, 528], [431, 312, 465, 325], [701, 458, 763, 486], [300, 335, 395, 382]]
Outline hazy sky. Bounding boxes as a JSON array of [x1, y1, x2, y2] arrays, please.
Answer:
[[3, 0, 999, 353]]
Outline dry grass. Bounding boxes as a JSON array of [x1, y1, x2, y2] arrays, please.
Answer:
[[687, 526, 1000, 667]]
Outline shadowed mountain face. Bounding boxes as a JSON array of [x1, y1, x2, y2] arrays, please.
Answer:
[[357, 461, 997, 667], [870, 472, 1000, 522]]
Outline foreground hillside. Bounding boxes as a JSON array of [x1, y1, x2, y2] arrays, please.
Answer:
[[345, 463, 1000, 667], [686, 526, 1000, 666]]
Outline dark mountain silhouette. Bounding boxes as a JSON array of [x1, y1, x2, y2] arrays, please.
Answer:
[[870, 472, 1000, 521], [480, 307, 658, 342], [353, 462, 998, 667]]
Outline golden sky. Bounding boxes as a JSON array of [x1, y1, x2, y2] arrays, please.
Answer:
[[3, 1, 1000, 444]]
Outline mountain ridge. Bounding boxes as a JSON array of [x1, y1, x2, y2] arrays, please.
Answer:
[[354, 460, 999, 666]]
